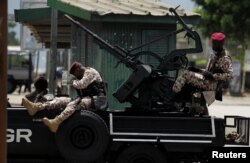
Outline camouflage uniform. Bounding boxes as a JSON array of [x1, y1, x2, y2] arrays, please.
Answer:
[[39, 67, 102, 122], [173, 50, 233, 93]]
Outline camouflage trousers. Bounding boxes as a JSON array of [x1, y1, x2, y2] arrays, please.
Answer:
[[41, 96, 92, 122], [173, 70, 217, 93]]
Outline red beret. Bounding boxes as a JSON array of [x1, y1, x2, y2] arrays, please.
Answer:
[[69, 61, 82, 74], [211, 32, 226, 42]]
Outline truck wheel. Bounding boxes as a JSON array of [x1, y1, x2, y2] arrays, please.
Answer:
[[116, 144, 167, 163], [8, 77, 16, 94], [55, 110, 109, 162]]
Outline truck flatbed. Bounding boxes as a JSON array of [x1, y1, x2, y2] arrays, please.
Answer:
[[8, 107, 237, 163]]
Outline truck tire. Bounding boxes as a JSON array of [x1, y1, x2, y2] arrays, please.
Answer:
[[8, 77, 16, 94], [55, 110, 109, 162], [116, 144, 167, 163]]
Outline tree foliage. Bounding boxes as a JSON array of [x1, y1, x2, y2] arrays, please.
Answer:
[[192, 0, 250, 45], [8, 22, 20, 45]]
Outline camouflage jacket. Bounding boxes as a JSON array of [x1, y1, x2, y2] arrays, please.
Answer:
[[72, 67, 102, 90], [206, 50, 233, 81]]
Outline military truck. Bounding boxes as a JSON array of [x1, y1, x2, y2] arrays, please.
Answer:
[[7, 7, 250, 163]]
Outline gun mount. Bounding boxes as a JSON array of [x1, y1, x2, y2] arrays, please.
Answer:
[[65, 7, 204, 113]]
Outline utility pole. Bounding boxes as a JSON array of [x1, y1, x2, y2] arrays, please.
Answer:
[[0, 0, 7, 162], [48, 8, 58, 94]]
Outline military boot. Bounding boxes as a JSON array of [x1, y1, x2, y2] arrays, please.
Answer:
[[42, 117, 62, 133], [22, 97, 44, 116]]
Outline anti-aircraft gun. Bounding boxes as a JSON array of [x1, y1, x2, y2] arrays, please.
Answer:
[[7, 7, 250, 163], [65, 6, 204, 114]]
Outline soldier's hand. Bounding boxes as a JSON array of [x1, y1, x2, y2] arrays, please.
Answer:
[[203, 71, 214, 80], [188, 66, 201, 73]]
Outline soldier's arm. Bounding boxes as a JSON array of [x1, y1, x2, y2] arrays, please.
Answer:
[[72, 69, 96, 89], [213, 56, 233, 81]]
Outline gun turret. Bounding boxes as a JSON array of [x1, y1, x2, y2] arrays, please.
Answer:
[[65, 7, 204, 112]]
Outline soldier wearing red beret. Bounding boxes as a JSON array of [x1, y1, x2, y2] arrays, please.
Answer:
[[169, 32, 233, 112], [22, 62, 106, 133]]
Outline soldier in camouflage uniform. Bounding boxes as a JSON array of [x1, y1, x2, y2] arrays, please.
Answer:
[[22, 61, 105, 133], [172, 32, 233, 97]]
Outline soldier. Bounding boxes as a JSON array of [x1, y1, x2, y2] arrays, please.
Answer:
[[170, 32, 233, 101], [22, 61, 106, 133], [25, 77, 48, 103]]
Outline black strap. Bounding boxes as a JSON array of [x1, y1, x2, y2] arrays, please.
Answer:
[[76, 81, 106, 98]]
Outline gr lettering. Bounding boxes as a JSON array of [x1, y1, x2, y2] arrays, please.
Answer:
[[7, 129, 32, 143]]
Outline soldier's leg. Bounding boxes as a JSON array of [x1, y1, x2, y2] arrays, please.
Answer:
[[22, 97, 71, 116], [79, 97, 92, 110], [42, 98, 79, 133], [43, 97, 72, 110], [173, 70, 196, 93]]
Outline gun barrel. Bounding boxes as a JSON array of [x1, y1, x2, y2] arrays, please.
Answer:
[[65, 14, 137, 70], [168, 8, 202, 53]]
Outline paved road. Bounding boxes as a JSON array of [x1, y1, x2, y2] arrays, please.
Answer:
[[209, 94, 250, 118], [7, 91, 28, 107]]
